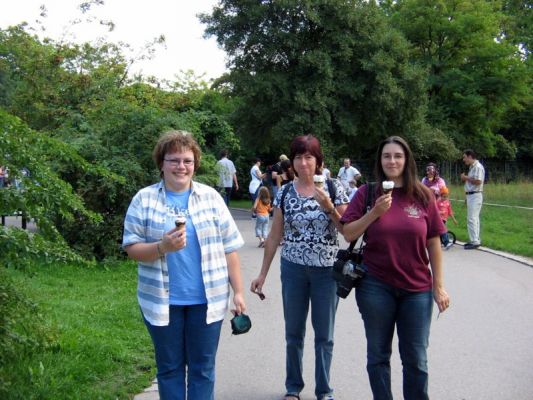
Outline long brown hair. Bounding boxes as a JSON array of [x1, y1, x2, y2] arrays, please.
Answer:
[[257, 186, 271, 205], [374, 136, 432, 206]]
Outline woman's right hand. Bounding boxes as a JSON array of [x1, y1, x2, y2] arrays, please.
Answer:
[[250, 275, 266, 296], [372, 193, 393, 216], [160, 227, 186, 253]]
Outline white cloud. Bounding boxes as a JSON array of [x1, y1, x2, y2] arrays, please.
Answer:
[[0, 0, 228, 81]]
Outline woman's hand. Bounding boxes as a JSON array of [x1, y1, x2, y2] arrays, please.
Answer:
[[159, 227, 186, 253], [250, 274, 266, 297], [371, 193, 393, 217], [434, 286, 450, 313], [232, 292, 246, 315], [313, 187, 334, 211]]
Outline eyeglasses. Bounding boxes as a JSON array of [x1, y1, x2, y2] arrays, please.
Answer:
[[164, 158, 194, 167]]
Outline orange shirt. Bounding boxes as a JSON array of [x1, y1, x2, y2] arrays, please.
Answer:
[[255, 200, 272, 216]]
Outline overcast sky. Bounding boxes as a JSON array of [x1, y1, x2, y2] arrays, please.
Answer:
[[0, 0, 228, 81]]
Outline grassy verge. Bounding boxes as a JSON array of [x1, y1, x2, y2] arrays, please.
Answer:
[[2, 262, 154, 400], [447, 183, 533, 258], [230, 182, 533, 258]]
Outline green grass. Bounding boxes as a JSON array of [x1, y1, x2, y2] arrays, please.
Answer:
[[446, 182, 533, 257], [2, 262, 155, 400]]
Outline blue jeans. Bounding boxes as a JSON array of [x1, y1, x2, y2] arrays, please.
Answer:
[[440, 220, 449, 245], [218, 187, 232, 206], [143, 304, 223, 400], [255, 215, 269, 239], [356, 275, 433, 400], [281, 258, 338, 398]]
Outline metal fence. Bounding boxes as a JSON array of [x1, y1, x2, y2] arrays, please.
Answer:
[[352, 160, 533, 184]]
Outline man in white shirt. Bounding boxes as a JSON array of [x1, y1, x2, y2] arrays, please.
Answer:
[[337, 158, 361, 189], [216, 149, 239, 206], [460, 149, 485, 250]]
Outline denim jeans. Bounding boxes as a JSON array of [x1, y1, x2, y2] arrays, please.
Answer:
[[281, 258, 339, 398], [218, 186, 232, 206], [143, 304, 223, 400], [255, 215, 269, 239], [355, 275, 433, 400], [440, 220, 449, 245]]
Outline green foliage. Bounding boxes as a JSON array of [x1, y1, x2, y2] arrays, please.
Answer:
[[201, 0, 458, 160], [0, 109, 115, 264], [389, 0, 530, 158]]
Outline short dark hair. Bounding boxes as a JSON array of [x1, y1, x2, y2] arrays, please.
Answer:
[[289, 134, 323, 176], [463, 149, 477, 159], [219, 149, 228, 158], [153, 130, 202, 177]]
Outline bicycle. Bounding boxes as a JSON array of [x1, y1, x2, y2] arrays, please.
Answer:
[[441, 230, 457, 246]]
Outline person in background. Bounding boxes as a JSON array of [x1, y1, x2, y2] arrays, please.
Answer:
[[251, 134, 349, 400], [341, 136, 449, 400], [421, 162, 446, 197], [216, 149, 239, 206], [460, 149, 485, 250], [437, 186, 458, 250], [271, 154, 289, 199], [321, 162, 331, 179], [0, 166, 6, 188], [347, 179, 358, 202], [249, 157, 264, 209], [337, 158, 361, 190], [276, 159, 295, 189], [122, 130, 246, 400], [253, 186, 272, 247]]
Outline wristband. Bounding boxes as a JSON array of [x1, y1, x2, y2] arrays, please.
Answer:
[[156, 241, 164, 257]]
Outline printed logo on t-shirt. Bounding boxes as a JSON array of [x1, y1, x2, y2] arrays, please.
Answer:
[[166, 206, 189, 219], [404, 204, 421, 218]]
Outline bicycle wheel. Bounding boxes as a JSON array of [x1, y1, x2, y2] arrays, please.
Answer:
[[447, 230, 457, 244]]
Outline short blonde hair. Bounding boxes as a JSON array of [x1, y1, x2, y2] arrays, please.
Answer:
[[153, 130, 202, 176]]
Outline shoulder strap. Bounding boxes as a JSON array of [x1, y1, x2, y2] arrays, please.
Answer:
[[280, 182, 292, 215], [326, 178, 336, 204], [347, 182, 375, 252]]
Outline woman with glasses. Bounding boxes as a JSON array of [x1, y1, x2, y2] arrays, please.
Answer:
[[251, 134, 349, 400], [122, 130, 246, 400]]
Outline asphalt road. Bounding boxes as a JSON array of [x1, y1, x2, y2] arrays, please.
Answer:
[[74, 206, 529, 400]]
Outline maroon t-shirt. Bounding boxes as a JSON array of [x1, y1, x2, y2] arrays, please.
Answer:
[[340, 184, 446, 291]]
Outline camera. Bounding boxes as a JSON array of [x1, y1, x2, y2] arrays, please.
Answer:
[[332, 250, 367, 298]]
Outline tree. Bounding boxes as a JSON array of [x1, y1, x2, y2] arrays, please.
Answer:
[[388, 0, 529, 158], [201, 0, 457, 161]]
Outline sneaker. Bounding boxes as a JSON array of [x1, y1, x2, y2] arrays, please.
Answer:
[[444, 242, 453, 250], [464, 243, 480, 250], [319, 395, 335, 400]]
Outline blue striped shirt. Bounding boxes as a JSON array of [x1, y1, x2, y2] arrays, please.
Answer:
[[122, 180, 244, 326]]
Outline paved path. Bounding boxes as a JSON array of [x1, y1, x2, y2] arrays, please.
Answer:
[[133, 208, 533, 400]]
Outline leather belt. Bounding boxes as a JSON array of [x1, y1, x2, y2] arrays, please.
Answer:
[[465, 191, 482, 195]]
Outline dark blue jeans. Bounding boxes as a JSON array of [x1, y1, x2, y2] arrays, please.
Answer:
[[281, 258, 339, 398], [143, 304, 222, 400], [356, 275, 433, 400]]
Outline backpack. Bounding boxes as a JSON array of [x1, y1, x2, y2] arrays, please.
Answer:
[[279, 179, 337, 215]]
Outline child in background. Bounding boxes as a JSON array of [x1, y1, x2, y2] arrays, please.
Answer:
[[253, 186, 272, 247], [437, 186, 458, 250]]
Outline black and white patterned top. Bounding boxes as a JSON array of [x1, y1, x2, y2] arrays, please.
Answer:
[[274, 180, 349, 267]]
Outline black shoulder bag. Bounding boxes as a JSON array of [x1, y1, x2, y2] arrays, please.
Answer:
[[332, 182, 375, 298]]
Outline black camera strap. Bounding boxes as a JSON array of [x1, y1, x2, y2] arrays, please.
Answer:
[[347, 182, 375, 253]]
